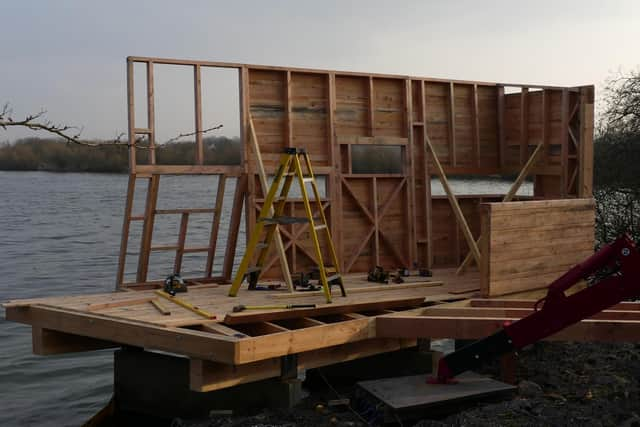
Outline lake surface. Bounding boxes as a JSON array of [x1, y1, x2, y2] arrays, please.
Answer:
[[0, 171, 532, 426]]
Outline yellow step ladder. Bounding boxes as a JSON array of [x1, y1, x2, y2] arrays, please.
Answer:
[[229, 148, 346, 303]]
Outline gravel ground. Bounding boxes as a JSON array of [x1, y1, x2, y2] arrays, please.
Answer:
[[175, 342, 640, 427]]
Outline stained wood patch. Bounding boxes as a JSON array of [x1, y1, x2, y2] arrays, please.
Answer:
[[480, 198, 595, 297]]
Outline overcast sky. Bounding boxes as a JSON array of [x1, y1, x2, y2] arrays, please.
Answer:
[[2, 0, 639, 142]]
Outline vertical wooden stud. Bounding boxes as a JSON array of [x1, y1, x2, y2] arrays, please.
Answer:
[[205, 175, 226, 277], [368, 77, 375, 136], [497, 86, 506, 170], [372, 177, 380, 266], [448, 82, 456, 167], [472, 84, 481, 167], [560, 88, 570, 197], [405, 79, 416, 265], [223, 175, 246, 280], [422, 81, 433, 268], [126, 58, 136, 173], [327, 73, 342, 269], [579, 86, 594, 197], [519, 88, 529, 166], [479, 205, 491, 297], [116, 174, 137, 289], [541, 89, 548, 163], [136, 174, 160, 283], [194, 64, 204, 165], [285, 71, 293, 148], [146, 61, 156, 164], [174, 212, 189, 274]]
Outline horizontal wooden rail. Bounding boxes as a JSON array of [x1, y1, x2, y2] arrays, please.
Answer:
[[155, 208, 217, 215], [127, 56, 580, 90]]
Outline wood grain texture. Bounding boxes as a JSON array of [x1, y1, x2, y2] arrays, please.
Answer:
[[480, 198, 595, 297]]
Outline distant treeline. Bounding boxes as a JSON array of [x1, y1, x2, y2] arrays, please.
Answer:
[[0, 136, 241, 173], [1, 129, 638, 183]]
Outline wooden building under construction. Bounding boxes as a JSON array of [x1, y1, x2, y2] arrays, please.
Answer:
[[8, 57, 640, 415]]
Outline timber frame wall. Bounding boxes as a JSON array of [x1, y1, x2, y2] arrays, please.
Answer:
[[117, 56, 594, 288]]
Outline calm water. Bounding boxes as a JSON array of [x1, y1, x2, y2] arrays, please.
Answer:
[[0, 171, 531, 426]]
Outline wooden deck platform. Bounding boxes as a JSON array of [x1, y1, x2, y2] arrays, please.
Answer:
[[4, 269, 474, 391], [6, 269, 640, 392]]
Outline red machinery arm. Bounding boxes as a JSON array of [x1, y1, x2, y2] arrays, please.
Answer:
[[432, 234, 640, 383]]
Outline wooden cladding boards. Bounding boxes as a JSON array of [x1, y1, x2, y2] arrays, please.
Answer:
[[248, 69, 507, 173], [480, 199, 595, 297]]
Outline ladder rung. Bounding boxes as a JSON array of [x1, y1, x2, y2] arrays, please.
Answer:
[[255, 242, 268, 249], [326, 274, 341, 282], [130, 215, 145, 221], [302, 177, 314, 183], [260, 216, 309, 225], [246, 267, 261, 274], [314, 224, 327, 231]]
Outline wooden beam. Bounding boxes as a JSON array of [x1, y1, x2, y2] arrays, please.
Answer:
[[224, 297, 426, 325], [134, 165, 244, 176], [448, 82, 456, 167], [422, 81, 433, 268], [7, 305, 238, 363], [116, 174, 136, 289], [336, 136, 408, 146], [456, 143, 543, 274], [136, 175, 160, 283], [222, 174, 246, 281], [369, 77, 375, 136], [579, 86, 595, 197], [472, 84, 481, 167], [174, 212, 189, 274], [33, 327, 117, 355], [194, 64, 204, 165], [425, 134, 481, 266], [285, 71, 292, 147], [126, 56, 580, 90], [205, 175, 226, 277], [560, 88, 570, 197], [519, 88, 529, 166], [376, 315, 640, 343], [233, 317, 376, 363], [372, 177, 380, 266], [248, 117, 294, 292], [86, 296, 154, 311], [406, 79, 416, 265], [146, 61, 156, 164], [327, 72, 342, 270], [190, 338, 416, 392], [541, 90, 548, 163], [497, 86, 506, 169]]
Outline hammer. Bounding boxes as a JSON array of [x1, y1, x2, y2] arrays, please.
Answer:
[[232, 304, 316, 312]]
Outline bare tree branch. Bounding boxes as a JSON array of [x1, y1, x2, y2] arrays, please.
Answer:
[[0, 103, 223, 148], [165, 124, 224, 144]]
